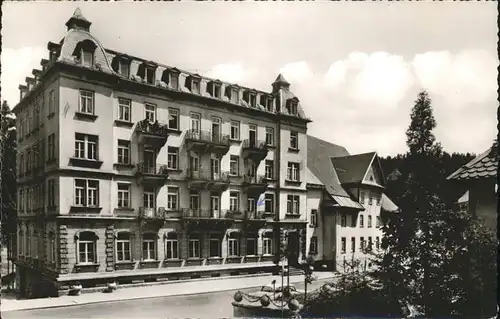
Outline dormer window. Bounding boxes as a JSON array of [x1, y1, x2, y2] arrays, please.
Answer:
[[119, 60, 130, 78], [162, 68, 180, 90], [243, 91, 257, 107], [138, 62, 157, 85], [185, 75, 201, 94], [144, 68, 155, 84], [72, 40, 96, 68], [260, 95, 274, 112], [286, 99, 298, 116], [225, 86, 239, 104], [207, 81, 222, 98]]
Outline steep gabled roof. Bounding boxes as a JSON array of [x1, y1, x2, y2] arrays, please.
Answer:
[[307, 135, 350, 197], [331, 152, 376, 185], [447, 146, 497, 180]]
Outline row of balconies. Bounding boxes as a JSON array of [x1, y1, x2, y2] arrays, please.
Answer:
[[137, 206, 272, 221], [136, 119, 271, 159], [135, 162, 269, 193]]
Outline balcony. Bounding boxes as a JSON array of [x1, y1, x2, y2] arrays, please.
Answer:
[[138, 206, 165, 221], [135, 162, 169, 186], [186, 168, 210, 190], [185, 129, 230, 155], [242, 139, 269, 162], [244, 210, 271, 229], [135, 119, 169, 149], [181, 209, 234, 230], [208, 171, 230, 191], [242, 174, 268, 196]]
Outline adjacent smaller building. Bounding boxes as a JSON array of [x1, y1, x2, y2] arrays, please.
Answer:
[[447, 143, 498, 232], [305, 136, 398, 272]]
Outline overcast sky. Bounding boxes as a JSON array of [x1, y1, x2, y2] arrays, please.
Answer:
[[2, 2, 498, 156]]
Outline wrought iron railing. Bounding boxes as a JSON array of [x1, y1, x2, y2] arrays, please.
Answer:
[[185, 129, 230, 146], [242, 139, 268, 150], [136, 162, 169, 175], [243, 174, 266, 184], [136, 119, 169, 138], [139, 206, 165, 219], [245, 211, 266, 220]]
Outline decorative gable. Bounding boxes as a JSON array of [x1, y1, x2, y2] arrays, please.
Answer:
[[363, 160, 384, 187]]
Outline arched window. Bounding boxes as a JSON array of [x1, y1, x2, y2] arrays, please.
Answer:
[[73, 40, 97, 68], [227, 231, 240, 257], [262, 231, 273, 256], [76, 231, 98, 264], [165, 232, 178, 260], [116, 232, 132, 262], [142, 233, 157, 261]]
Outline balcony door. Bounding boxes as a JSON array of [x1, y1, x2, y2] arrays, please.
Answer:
[[211, 117, 221, 143], [190, 113, 201, 138], [211, 194, 220, 218], [189, 192, 200, 215], [143, 190, 155, 217], [144, 149, 156, 174], [249, 124, 257, 147], [247, 159, 257, 177], [211, 157, 220, 179], [190, 153, 200, 178]]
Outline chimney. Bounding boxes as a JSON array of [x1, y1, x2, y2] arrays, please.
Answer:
[[19, 85, 28, 100], [26, 77, 35, 91], [65, 8, 92, 32], [32, 69, 42, 84], [40, 59, 49, 71]]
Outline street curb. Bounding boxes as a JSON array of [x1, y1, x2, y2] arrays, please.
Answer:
[[5, 275, 337, 312]]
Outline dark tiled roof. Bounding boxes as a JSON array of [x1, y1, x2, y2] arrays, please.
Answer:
[[447, 147, 497, 180], [330, 152, 376, 185], [307, 135, 350, 197], [282, 90, 309, 121], [273, 74, 290, 86]]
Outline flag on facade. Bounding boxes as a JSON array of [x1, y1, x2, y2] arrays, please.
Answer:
[[257, 193, 265, 207]]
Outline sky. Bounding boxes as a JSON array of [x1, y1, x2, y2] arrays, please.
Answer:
[[1, 2, 498, 156]]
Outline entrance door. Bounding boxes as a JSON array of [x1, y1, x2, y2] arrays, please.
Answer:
[[286, 231, 299, 265]]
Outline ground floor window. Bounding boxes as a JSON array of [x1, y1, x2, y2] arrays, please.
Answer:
[[246, 235, 258, 256], [165, 232, 179, 259], [262, 232, 273, 255], [142, 233, 157, 261], [228, 232, 240, 257], [189, 234, 201, 258], [77, 231, 97, 264], [116, 232, 132, 262], [209, 234, 221, 257]]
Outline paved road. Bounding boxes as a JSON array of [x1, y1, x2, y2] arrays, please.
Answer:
[[3, 279, 328, 319]]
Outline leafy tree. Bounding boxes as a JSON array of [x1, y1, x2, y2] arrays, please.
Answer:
[[1, 100, 17, 254]]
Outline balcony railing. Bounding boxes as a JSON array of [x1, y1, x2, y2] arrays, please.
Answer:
[[243, 174, 266, 184], [139, 206, 165, 219], [136, 119, 169, 138], [242, 139, 268, 150], [186, 168, 210, 180], [185, 129, 230, 146], [181, 209, 241, 219], [245, 211, 265, 220], [136, 162, 169, 176]]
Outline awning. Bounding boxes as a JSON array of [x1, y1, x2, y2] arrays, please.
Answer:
[[331, 195, 365, 210]]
